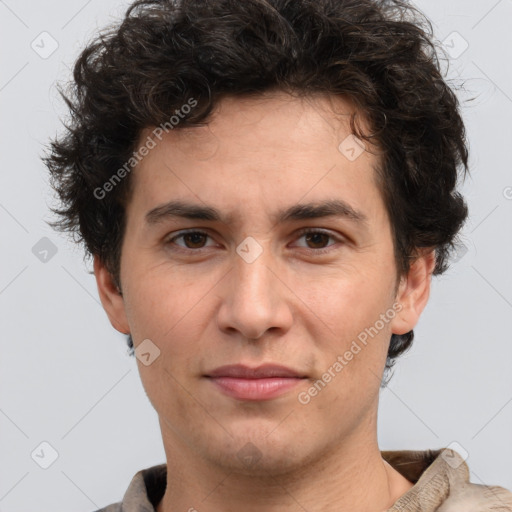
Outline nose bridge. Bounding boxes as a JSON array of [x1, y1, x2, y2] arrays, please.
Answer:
[[237, 237, 278, 310], [235, 243, 274, 301], [217, 238, 292, 339]]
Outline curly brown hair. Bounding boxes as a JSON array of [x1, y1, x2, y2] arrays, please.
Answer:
[[44, 0, 469, 377]]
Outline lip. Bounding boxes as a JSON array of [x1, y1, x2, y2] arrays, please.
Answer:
[[205, 364, 307, 401], [206, 364, 305, 379]]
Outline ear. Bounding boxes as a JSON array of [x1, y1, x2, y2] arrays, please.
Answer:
[[93, 255, 130, 334], [390, 249, 436, 335]]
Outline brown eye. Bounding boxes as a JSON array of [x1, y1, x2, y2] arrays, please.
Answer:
[[167, 230, 214, 251], [292, 228, 342, 255], [181, 232, 208, 248], [304, 232, 331, 249]]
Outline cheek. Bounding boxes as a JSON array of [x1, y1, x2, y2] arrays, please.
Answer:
[[121, 263, 212, 345], [293, 264, 394, 342], [136, 353, 208, 439], [291, 265, 394, 410]]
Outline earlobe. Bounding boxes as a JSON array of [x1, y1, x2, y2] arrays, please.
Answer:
[[390, 249, 436, 336], [93, 256, 130, 334]]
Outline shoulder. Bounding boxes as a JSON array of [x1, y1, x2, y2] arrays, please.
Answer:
[[439, 449, 512, 511], [385, 448, 512, 511], [91, 504, 122, 512], [88, 463, 167, 512], [438, 481, 512, 512]]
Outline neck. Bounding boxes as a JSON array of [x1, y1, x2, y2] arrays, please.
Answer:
[[156, 422, 413, 512]]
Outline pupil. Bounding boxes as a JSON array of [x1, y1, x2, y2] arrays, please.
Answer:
[[306, 233, 328, 248], [185, 233, 206, 248]]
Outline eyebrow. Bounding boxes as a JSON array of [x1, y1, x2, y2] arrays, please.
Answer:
[[145, 199, 368, 227]]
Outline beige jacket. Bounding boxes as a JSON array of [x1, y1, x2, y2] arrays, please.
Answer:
[[383, 449, 512, 511], [95, 448, 512, 511]]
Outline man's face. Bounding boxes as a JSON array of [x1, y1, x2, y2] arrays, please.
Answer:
[[98, 91, 423, 475]]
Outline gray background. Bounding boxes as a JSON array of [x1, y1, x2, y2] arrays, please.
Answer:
[[0, 0, 511, 510]]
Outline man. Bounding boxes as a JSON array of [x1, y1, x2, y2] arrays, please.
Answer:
[[44, 0, 512, 510]]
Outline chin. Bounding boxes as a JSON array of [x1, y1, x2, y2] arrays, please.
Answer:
[[202, 425, 318, 477]]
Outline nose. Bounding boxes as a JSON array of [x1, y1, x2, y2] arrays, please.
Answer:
[[216, 244, 293, 341]]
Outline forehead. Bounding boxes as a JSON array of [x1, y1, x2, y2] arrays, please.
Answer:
[[146, 91, 373, 160], [128, 91, 384, 222]]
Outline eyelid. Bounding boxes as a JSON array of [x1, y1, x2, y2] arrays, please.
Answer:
[[165, 229, 216, 248], [164, 227, 344, 255], [293, 227, 340, 239], [290, 227, 344, 251]]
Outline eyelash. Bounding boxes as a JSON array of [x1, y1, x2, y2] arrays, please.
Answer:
[[165, 228, 343, 256]]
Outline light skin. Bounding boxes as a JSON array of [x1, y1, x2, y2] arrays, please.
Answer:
[[95, 90, 435, 512]]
